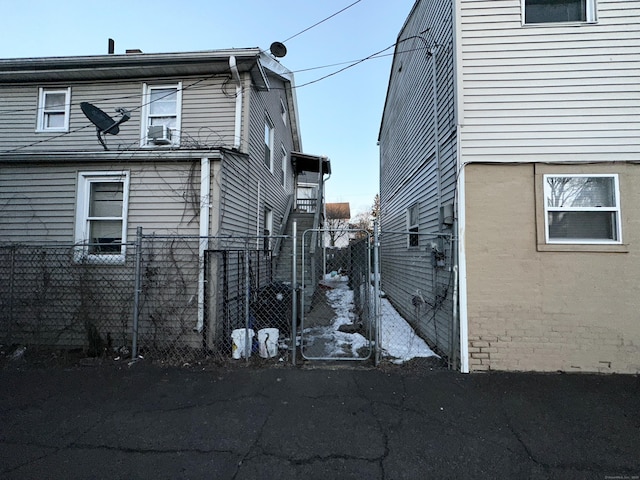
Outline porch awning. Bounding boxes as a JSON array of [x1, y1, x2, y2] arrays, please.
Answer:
[[291, 152, 331, 175]]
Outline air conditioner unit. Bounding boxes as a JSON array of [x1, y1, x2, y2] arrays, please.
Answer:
[[147, 125, 172, 145]]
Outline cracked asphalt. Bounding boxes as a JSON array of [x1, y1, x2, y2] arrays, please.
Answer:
[[1, 363, 638, 479]]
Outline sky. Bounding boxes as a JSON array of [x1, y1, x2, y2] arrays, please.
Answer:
[[2, 0, 415, 217]]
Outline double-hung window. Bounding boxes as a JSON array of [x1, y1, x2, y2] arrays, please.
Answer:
[[264, 116, 274, 171], [37, 87, 71, 132], [75, 171, 130, 262], [142, 83, 181, 146], [407, 203, 419, 247], [544, 174, 621, 244], [523, 0, 596, 24]]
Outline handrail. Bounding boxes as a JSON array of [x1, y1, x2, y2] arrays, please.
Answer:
[[272, 194, 294, 257]]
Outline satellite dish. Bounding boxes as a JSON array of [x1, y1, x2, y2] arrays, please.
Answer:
[[80, 102, 131, 150], [270, 41, 287, 58]]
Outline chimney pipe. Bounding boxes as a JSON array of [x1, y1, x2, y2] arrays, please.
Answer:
[[108, 38, 115, 54]]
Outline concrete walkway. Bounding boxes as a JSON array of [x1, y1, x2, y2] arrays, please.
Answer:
[[1, 363, 638, 479]]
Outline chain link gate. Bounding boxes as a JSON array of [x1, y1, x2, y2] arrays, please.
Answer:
[[299, 229, 374, 361]]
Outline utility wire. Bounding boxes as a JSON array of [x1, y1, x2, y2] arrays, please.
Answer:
[[282, 0, 363, 43]]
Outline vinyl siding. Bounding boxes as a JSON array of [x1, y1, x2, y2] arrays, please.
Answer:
[[0, 76, 236, 152], [0, 161, 204, 245], [217, 73, 294, 238], [379, 0, 457, 358], [458, 0, 640, 163]]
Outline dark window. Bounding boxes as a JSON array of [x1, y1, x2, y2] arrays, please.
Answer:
[[525, 0, 588, 24]]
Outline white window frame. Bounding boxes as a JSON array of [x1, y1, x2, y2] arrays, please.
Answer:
[[264, 115, 274, 172], [140, 82, 182, 147], [263, 207, 273, 251], [280, 98, 287, 125], [280, 145, 288, 188], [543, 173, 621, 245], [522, 0, 597, 25], [407, 203, 419, 248], [37, 87, 71, 132], [74, 171, 130, 263]]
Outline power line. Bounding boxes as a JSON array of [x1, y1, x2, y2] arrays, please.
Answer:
[[282, 0, 363, 44]]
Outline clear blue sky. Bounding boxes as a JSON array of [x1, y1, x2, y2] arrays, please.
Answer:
[[2, 0, 414, 216]]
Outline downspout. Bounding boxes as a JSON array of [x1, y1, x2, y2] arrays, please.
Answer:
[[431, 45, 442, 223], [229, 56, 243, 150], [196, 157, 211, 333], [453, 0, 469, 373], [458, 166, 469, 373]]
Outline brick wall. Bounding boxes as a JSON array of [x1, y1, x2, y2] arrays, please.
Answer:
[[464, 163, 640, 374]]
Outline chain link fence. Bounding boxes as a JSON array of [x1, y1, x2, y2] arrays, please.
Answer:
[[135, 233, 295, 366], [1, 228, 457, 369], [0, 244, 135, 358], [299, 230, 374, 361]]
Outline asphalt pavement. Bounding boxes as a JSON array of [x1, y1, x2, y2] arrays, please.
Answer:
[[1, 360, 638, 479]]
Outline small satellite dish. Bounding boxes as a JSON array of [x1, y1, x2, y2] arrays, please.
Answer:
[[270, 41, 287, 58], [80, 102, 131, 150]]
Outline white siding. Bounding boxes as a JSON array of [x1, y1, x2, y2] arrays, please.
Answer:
[[459, 0, 640, 163]]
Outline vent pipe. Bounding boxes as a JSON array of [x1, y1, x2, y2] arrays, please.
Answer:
[[108, 38, 115, 55]]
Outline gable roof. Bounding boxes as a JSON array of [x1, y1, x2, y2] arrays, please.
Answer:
[[0, 48, 303, 151]]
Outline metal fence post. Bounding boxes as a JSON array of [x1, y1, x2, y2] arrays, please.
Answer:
[[244, 243, 251, 364], [373, 220, 381, 366], [132, 226, 143, 360], [291, 220, 297, 366], [7, 245, 16, 346]]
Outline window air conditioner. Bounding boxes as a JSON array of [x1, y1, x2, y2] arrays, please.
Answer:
[[147, 125, 172, 145]]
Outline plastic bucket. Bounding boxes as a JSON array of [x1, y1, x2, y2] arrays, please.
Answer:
[[258, 328, 279, 358], [231, 328, 254, 359]]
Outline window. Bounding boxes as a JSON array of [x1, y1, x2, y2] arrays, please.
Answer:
[[264, 116, 274, 171], [524, 0, 596, 24], [544, 174, 621, 244], [407, 203, 419, 247], [142, 83, 181, 146], [263, 208, 273, 251], [75, 171, 130, 262], [280, 146, 287, 187], [37, 87, 71, 132], [280, 98, 287, 125]]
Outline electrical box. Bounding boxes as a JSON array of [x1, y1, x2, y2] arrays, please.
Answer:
[[441, 203, 454, 226]]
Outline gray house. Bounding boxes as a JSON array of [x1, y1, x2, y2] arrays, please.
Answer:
[[0, 48, 329, 355], [380, 0, 640, 373]]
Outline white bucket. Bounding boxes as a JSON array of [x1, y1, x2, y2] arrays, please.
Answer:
[[258, 328, 279, 358], [231, 328, 254, 359]]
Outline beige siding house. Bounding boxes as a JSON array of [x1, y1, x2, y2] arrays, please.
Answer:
[[0, 49, 328, 350], [380, 0, 640, 373]]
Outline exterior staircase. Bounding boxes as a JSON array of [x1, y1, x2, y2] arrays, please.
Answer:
[[274, 212, 318, 311]]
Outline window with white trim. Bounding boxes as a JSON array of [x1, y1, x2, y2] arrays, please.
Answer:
[[280, 98, 287, 125], [280, 145, 287, 187], [523, 0, 596, 24], [407, 203, 419, 247], [264, 115, 274, 171], [141, 83, 181, 146], [37, 87, 71, 132], [544, 174, 621, 244], [75, 171, 130, 262]]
